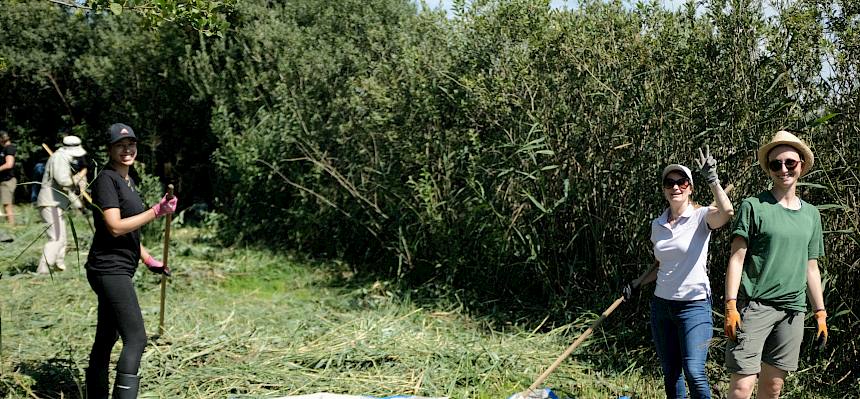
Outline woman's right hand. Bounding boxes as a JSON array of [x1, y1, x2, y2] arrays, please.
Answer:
[[621, 281, 638, 301], [152, 194, 178, 218], [144, 255, 171, 276]]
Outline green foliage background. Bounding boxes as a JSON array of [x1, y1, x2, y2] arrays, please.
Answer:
[[2, 0, 859, 394], [0, 1, 216, 203]]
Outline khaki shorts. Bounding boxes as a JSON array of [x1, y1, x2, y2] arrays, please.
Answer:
[[725, 300, 804, 374], [0, 177, 15, 204]]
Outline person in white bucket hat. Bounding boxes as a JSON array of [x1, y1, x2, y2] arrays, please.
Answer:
[[724, 130, 827, 399], [35, 135, 88, 274]]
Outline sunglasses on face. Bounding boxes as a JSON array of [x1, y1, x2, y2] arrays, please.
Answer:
[[662, 177, 691, 190], [768, 159, 801, 172]]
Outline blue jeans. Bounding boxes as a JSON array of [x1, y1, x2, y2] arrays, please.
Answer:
[[650, 296, 713, 399]]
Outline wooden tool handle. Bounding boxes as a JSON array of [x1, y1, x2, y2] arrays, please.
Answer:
[[158, 184, 175, 337], [524, 296, 625, 393]]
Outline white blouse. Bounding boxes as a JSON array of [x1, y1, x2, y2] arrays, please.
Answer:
[[651, 204, 712, 301]]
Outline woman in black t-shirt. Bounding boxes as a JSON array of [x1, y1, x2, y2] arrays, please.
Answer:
[[85, 123, 177, 399]]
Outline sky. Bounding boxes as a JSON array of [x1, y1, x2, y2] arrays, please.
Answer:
[[420, 0, 690, 13]]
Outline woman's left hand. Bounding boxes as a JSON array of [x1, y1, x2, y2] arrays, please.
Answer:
[[695, 145, 719, 185], [814, 310, 828, 350], [144, 255, 171, 276]]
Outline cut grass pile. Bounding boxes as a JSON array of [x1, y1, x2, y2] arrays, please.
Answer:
[[0, 205, 832, 398], [0, 206, 658, 398]]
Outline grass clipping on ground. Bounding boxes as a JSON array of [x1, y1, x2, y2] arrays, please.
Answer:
[[0, 207, 660, 398]]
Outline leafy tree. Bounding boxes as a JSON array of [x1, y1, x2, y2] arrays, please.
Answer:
[[1, 0, 216, 203], [42, 0, 238, 36]]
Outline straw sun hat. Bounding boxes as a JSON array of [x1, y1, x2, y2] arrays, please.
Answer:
[[757, 130, 814, 177]]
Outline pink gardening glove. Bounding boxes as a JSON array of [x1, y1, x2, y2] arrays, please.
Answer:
[[144, 255, 171, 276], [151, 194, 178, 218]]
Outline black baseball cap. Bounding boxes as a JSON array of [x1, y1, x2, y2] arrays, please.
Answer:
[[108, 123, 137, 144]]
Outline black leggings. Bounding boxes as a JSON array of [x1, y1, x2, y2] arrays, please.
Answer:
[[87, 272, 147, 375]]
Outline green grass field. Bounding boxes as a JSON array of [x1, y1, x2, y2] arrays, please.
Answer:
[[0, 205, 830, 398]]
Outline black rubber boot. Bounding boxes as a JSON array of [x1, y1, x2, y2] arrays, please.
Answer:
[[111, 373, 140, 399], [86, 367, 110, 399]]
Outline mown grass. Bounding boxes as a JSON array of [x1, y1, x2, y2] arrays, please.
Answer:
[[0, 205, 835, 398]]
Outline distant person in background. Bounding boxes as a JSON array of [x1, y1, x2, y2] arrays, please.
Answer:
[[31, 160, 46, 203], [724, 131, 827, 399], [36, 136, 88, 274], [0, 130, 17, 225], [623, 146, 734, 399], [29, 144, 51, 203], [85, 123, 176, 399]]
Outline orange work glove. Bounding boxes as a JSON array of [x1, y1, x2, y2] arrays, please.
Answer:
[[814, 309, 828, 350], [725, 299, 742, 342]]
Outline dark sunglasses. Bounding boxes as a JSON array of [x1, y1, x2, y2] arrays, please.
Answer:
[[768, 159, 802, 172], [662, 177, 691, 190]]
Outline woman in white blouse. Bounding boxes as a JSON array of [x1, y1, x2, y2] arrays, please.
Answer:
[[623, 147, 733, 399]]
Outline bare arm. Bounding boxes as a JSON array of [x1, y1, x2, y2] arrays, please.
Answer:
[[725, 236, 747, 300], [140, 244, 153, 262], [634, 261, 659, 287], [0, 154, 14, 172], [102, 207, 156, 237], [806, 259, 825, 311], [705, 182, 734, 229]]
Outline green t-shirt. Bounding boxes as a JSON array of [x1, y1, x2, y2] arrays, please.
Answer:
[[731, 191, 825, 311]]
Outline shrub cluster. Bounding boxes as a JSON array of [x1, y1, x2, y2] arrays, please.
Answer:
[[190, 0, 858, 392]]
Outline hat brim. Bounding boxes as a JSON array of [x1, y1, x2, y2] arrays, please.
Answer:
[[66, 146, 86, 157], [757, 141, 814, 177], [661, 164, 694, 186], [109, 136, 137, 145]]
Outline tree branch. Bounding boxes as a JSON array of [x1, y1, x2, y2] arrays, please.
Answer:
[[43, 71, 77, 125], [44, 0, 92, 10]]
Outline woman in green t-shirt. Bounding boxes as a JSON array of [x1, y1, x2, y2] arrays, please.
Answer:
[[723, 131, 828, 399]]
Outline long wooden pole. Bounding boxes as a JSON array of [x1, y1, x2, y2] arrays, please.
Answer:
[[158, 184, 175, 337], [522, 297, 625, 396]]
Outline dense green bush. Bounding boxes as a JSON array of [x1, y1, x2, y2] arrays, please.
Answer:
[[191, 0, 858, 393]]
